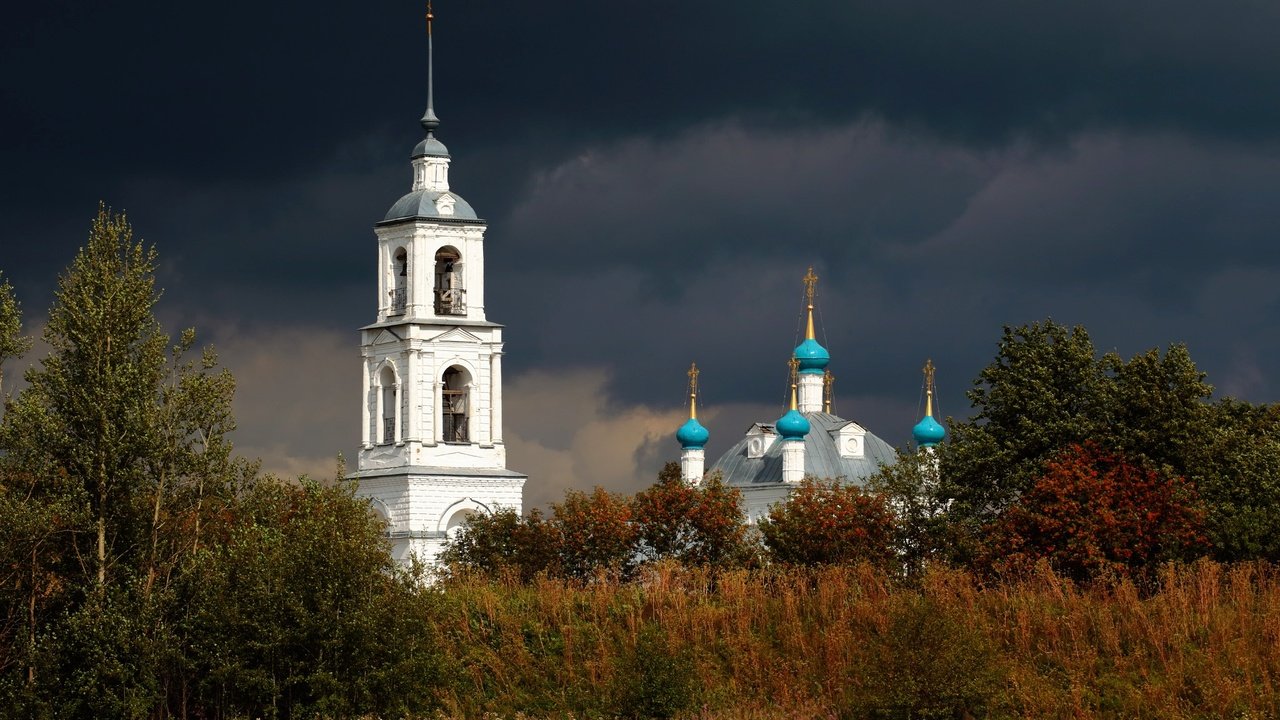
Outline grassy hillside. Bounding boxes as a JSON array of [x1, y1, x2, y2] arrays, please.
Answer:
[[427, 562, 1280, 719]]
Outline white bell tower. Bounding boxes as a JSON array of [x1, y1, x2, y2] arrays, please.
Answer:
[[354, 4, 525, 567]]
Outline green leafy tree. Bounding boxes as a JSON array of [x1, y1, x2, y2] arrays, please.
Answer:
[[1186, 399, 1280, 561], [20, 205, 168, 587], [943, 320, 1104, 524], [0, 272, 32, 398], [982, 443, 1207, 583], [868, 449, 956, 577], [438, 506, 559, 581], [179, 478, 443, 719], [943, 321, 1215, 536], [632, 464, 753, 568], [758, 478, 896, 567]]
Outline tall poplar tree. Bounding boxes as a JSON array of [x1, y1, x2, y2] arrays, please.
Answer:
[[28, 205, 167, 586]]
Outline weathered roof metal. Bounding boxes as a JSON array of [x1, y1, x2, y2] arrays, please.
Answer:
[[708, 411, 897, 487], [383, 189, 478, 222]]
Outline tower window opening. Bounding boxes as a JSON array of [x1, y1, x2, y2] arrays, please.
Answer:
[[442, 366, 470, 443], [379, 366, 398, 445], [390, 248, 408, 316], [434, 247, 466, 316]]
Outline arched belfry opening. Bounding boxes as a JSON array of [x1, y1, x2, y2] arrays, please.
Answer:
[[378, 365, 399, 444], [390, 247, 408, 316], [434, 246, 465, 316], [441, 365, 470, 443]]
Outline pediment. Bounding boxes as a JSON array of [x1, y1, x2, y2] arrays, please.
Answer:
[[431, 327, 483, 344], [370, 329, 402, 346]]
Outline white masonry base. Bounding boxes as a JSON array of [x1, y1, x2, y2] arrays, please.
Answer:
[[781, 440, 806, 484], [355, 467, 526, 568], [680, 448, 705, 486]]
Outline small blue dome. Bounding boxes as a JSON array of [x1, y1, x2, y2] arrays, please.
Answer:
[[775, 409, 810, 440], [676, 417, 709, 449], [793, 338, 830, 375], [913, 415, 946, 448]]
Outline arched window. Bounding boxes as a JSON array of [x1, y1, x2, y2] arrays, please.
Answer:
[[390, 247, 408, 315], [441, 366, 470, 443], [445, 508, 478, 538], [379, 365, 398, 444], [434, 246, 465, 316]]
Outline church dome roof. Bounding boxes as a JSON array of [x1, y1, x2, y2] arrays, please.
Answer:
[[383, 189, 478, 222], [709, 412, 897, 488], [793, 338, 830, 374], [912, 415, 945, 448], [775, 408, 810, 440], [412, 136, 450, 158], [676, 417, 709, 449]]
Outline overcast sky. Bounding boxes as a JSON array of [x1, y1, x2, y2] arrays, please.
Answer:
[[4, 1, 1280, 507]]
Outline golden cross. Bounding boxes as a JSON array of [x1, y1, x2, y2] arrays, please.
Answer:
[[923, 358, 935, 390], [687, 362, 699, 398], [823, 370, 835, 413], [426, 1, 434, 35], [788, 357, 800, 385], [802, 266, 819, 307]]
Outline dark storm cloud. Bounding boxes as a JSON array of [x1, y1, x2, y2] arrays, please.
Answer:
[[4, 1, 1280, 492]]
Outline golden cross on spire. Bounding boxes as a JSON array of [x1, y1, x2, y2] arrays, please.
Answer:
[[802, 266, 819, 307], [687, 362, 700, 419], [823, 370, 835, 414], [923, 358, 936, 417], [787, 358, 800, 411], [426, 1, 434, 35]]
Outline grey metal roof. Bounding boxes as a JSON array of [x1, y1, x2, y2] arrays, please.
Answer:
[[354, 465, 527, 480], [383, 189, 478, 222], [412, 136, 450, 158], [708, 412, 897, 488]]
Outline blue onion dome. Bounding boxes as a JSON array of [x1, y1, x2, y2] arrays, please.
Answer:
[[775, 408, 810, 440], [913, 415, 946, 448], [676, 417, 709, 450], [793, 338, 830, 375]]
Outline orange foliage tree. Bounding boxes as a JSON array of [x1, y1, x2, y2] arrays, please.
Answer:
[[984, 442, 1208, 582], [631, 464, 752, 568], [551, 487, 638, 579], [758, 477, 896, 567]]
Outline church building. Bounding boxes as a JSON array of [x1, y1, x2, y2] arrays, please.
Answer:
[[352, 6, 525, 566], [676, 269, 945, 522]]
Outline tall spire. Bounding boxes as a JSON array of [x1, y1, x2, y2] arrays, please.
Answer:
[[823, 370, 834, 414], [923, 358, 936, 418], [794, 267, 830, 379], [913, 358, 946, 449], [420, 1, 441, 135], [802, 267, 818, 341], [688, 362, 700, 420], [676, 362, 709, 452], [788, 358, 800, 411]]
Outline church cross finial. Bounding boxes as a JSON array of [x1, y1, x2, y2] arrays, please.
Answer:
[[687, 362, 700, 420], [823, 369, 835, 414], [923, 358, 936, 417], [788, 357, 800, 411], [802, 266, 818, 341]]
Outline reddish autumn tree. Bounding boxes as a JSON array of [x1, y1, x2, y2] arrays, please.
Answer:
[[983, 442, 1208, 583], [758, 478, 896, 567], [632, 464, 752, 568], [551, 487, 638, 580]]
